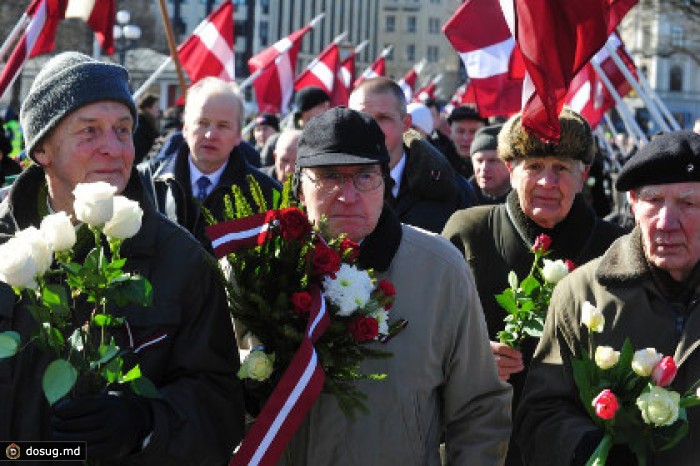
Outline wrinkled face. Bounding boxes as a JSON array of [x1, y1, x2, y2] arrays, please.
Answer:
[[472, 149, 511, 196], [183, 92, 241, 174], [450, 119, 484, 159], [631, 183, 700, 281], [508, 156, 588, 229], [299, 164, 385, 242], [349, 89, 410, 168], [274, 138, 299, 183], [34, 101, 134, 210], [253, 124, 277, 147]]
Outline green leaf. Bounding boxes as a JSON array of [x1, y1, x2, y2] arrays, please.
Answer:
[[42, 359, 78, 405], [101, 356, 123, 383], [91, 342, 119, 367], [521, 275, 541, 295], [495, 290, 518, 315], [130, 376, 161, 399], [41, 284, 69, 310], [120, 364, 142, 383], [0, 331, 20, 358], [92, 314, 124, 327]]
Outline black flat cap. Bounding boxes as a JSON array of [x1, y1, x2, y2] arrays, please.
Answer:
[[616, 131, 700, 191], [447, 106, 486, 125], [294, 86, 330, 113], [470, 124, 503, 156], [296, 107, 389, 167]]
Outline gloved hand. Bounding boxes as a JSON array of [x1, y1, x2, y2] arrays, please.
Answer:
[[51, 392, 153, 460]]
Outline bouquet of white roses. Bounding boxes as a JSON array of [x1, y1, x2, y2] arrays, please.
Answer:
[[0, 182, 157, 405], [496, 233, 575, 348], [572, 301, 700, 466]]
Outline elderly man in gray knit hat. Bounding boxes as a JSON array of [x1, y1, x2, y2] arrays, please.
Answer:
[[2, 52, 244, 464]]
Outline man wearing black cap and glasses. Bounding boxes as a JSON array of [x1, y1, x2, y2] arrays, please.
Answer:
[[517, 131, 700, 465], [285, 106, 511, 465]]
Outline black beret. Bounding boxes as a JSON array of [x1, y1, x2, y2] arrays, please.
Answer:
[[615, 131, 700, 192], [296, 107, 389, 168], [254, 113, 280, 131], [294, 86, 331, 113], [470, 124, 502, 156], [447, 106, 486, 125]]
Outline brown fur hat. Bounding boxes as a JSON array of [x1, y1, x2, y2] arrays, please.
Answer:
[[497, 107, 595, 164]]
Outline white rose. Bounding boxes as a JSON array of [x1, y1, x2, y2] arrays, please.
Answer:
[[581, 301, 604, 333], [541, 259, 569, 284], [14, 227, 53, 276], [636, 385, 680, 426], [238, 350, 275, 382], [40, 212, 76, 253], [73, 182, 117, 227], [632, 348, 663, 377], [594, 346, 620, 370], [103, 196, 143, 240], [0, 237, 38, 288]]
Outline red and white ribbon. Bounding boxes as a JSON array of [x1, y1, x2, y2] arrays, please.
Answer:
[[231, 284, 329, 466], [206, 211, 275, 258]]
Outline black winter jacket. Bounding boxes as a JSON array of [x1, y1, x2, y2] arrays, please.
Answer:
[[0, 166, 245, 465]]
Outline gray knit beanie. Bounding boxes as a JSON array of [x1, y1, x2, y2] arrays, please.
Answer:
[[20, 52, 137, 159]]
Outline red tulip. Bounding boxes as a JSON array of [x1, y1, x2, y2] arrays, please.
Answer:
[[651, 356, 678, 387], [592, 389, 619, 420], [532, 234, 552, 253]]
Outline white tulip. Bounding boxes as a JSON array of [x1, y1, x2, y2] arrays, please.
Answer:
[[73, 182, 117, 227], [14, 227, 53, 276], [594, 346, 620, 370], [103, 196, 143, 240], [541, 259, 569, 284], [581, 301, 605, 333], [632, 348, 662, 377], [0, 237, 38, 289], [40, 212, 76, 253]]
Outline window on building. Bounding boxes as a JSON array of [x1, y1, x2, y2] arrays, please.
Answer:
[[407, 16, 417, 33], [386, 16, 395, 33], [261, 0, 269, 15], [669, 65, 683, 92], [260, 21, 269, 47], [671, 26, 685, 47], [429, 18, 440, 34], [427, 45, 439, 62], [406, 44, 415, 62]]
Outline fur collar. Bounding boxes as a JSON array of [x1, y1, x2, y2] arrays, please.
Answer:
[[595, 228, 650, 286]]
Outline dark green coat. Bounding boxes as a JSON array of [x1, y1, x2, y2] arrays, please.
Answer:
[[442, 190, 625, 465], [517, 229, 700, 465]]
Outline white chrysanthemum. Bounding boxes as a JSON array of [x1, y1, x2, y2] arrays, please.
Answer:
[[371, 308, 390, 336], [322, 264, 374, 316]]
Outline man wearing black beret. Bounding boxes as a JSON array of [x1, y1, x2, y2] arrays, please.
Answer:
[[517, 131, 700, 465]]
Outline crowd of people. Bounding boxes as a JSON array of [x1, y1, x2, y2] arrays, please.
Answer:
[[3, 50, 700, 466]]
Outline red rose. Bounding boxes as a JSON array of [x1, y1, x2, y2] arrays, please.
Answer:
[[290, 291, 313, 316], [279, 207, 312, 241], [348, 316, 379, 342], [339, 237, 360, 263], [532, 234, 552, 253], [592, 389, 619, 420], [565, 259, 577, 272], [310, 242, 342, 276], [651, 356, 678, 387], [377, 280, 396, 297]]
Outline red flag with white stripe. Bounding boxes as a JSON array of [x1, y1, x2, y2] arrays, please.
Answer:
[[398, 67, 419, 103], [332, 49, 358, 107], [414, 80, 437, 103], [565, 33, 636, 129], [443, 0, 523, 118], [178, 0, 235, 83], [502, 0, 638, 142], [248, 23, 316, 114], [294, 41, 341, 97], [0, 0, 64, 99], [63, 0, 116, 55], [354, 46, 391, 88]]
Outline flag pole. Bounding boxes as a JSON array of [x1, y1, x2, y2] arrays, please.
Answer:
[[590, 59, 648, 144], [603, 41, 670, 132], [637, 69, 681, 130], [134, 57, 172, 101], [354, 40, 369, 55], [300, 31, 348, 74], [0, 13, 29, 63], [156, 0, 188, 101]]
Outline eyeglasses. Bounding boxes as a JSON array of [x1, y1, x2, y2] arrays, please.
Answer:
[[304, 170, 384, 193]]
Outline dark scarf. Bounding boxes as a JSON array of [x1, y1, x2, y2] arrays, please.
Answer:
[[505, 189, 597, 264], [358, 204, 402, 272]]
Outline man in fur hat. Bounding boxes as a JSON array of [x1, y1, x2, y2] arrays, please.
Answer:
[[442, 107, 625, 466], [516, 131, 700, 465]]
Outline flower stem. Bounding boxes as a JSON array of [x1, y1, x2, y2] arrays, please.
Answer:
[[586, 432, 613, 466]]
